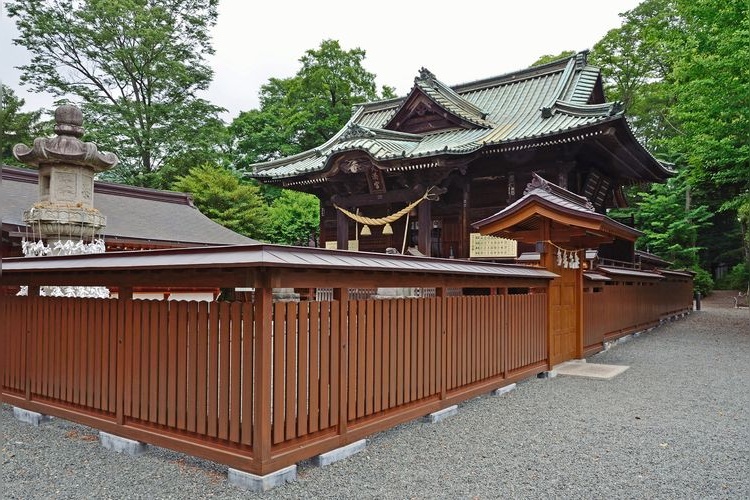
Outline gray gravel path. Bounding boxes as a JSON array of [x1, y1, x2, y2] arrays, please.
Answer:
[[3, 298, 749, 499]]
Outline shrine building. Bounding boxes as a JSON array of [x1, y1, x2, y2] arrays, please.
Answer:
[[248, 51, 673, 263]]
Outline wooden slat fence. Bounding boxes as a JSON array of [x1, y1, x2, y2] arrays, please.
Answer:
[[583, 276, 693, 354], [1, 290, 548, 475]]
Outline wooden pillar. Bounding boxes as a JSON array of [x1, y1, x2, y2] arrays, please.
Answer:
[[458, 181, 470, 259], [336, 209, 349, 250], [418, 199, 431, 257], [252, 275, 273, 472]]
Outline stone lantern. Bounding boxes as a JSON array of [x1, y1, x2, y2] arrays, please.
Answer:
[[13, 105, 118, 297], [13, 104, 118, 251]]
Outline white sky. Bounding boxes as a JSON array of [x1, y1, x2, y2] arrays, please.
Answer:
[[1, 0, 642, 122]]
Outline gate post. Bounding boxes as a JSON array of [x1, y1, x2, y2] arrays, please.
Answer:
[[252, 275, 273, 473]]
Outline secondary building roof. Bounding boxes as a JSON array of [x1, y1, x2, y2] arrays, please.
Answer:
[[250, 51, 672, 185], [1, 166, 257, 248], [473, 173, 643, 245]]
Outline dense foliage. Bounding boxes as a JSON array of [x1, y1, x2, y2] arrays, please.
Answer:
[[591, 0, 749, 288], [0, 84, 45, 167], [229, 39, 395, 168], [7, 0, 225, 185]]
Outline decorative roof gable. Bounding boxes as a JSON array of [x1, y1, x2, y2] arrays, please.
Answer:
[[384, 68, 495, 133]]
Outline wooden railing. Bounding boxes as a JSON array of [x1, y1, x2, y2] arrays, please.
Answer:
[[583, 275, 693, 355], [1, 290, 548, 476]]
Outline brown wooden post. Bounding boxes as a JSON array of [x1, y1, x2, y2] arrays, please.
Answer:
[[336, 209, 349, 250], [418, 199, 431, 257], [334, 287, 349, 441], [252, 273, 273, 471], [116, 286, 133, 426], [575, 265, 584, 359]]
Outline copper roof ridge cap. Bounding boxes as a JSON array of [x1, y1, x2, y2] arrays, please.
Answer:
[[415, 71, 489, 120], [93, 180, 193, 205], [451, 53, 583, 94]]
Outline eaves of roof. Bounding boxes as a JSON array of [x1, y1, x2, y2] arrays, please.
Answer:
[[1, 243, 559, 281]]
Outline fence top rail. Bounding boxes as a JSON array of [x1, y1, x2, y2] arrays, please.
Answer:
[[1, 243, 558, 287]]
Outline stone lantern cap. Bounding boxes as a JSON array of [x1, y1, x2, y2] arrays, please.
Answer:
[[13, 104, 118, 172]]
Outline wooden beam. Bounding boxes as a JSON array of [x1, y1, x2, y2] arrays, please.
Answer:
[[331, 187, 425, 208]]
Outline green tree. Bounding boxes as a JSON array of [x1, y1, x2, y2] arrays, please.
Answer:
[[230, 39, 396, 169], [613, 170, 712, 269], [7, 0, 224, 183], [531, 51, 576, 67], [172, 164, 268, 240], [263, 190, 320, 246], [0, 84, 45, 166]]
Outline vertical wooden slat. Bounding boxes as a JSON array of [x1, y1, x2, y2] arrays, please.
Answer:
[[309, 302, 320, 433], [167, 300, 179, 429], [218, 301, 231, 440], [176, 301, 188, 430], [157, 301, 169, 426], [273, 301, 286, 445], [91, 300, 101, 409], [108, 300, 118, 414], [188, 301, 200, 434], [131, 301, 143, 418], [86, 299, 96, 409], [431, 297, 437, 395], [319, 302, 330, 430], [99, 301, 109, 411], [240, 302, 253, 447], [121, 298, 132, 418], [377, 300, 386, 412], [416, 298, 424, 400], [148, 301, 159, 423], [373, 300, 385, 412], [285, 302, 297, 440], [357, 301, 366, 418], [365, 300, 375, 416], [389, 300, 398, 409], [207, 301, 219, 438], [297, 302, 309, 437], [197, 302, 209, 436], [347, 299, 357, 421], [138, 302, 150, 421], [397, 299, 405, 406], [229, 302, 242, 442]]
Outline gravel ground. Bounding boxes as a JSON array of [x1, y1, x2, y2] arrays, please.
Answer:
[[3, 295, 749, 499]]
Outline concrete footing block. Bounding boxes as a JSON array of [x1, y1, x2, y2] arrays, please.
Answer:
[[491, 383, 517, 397], [311, 439, 367, 467], [228, 465, 296, 492], [13, 407, 52, 426], [537, 370, 558, 379], [423, 405, 458, 423], [99, 431, 148, 456]]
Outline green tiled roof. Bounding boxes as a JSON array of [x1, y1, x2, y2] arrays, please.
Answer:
[[250, 52, 650, 182]]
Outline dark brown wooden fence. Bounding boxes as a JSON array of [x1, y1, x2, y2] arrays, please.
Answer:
[[1, 291, 547, 475], [583, 274, 693, 355]]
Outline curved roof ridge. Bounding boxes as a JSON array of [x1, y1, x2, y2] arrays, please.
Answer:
[[415, 67, 490, 121]]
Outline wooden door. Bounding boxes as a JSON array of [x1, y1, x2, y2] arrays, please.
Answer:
[[549, 266, 580, 366]]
